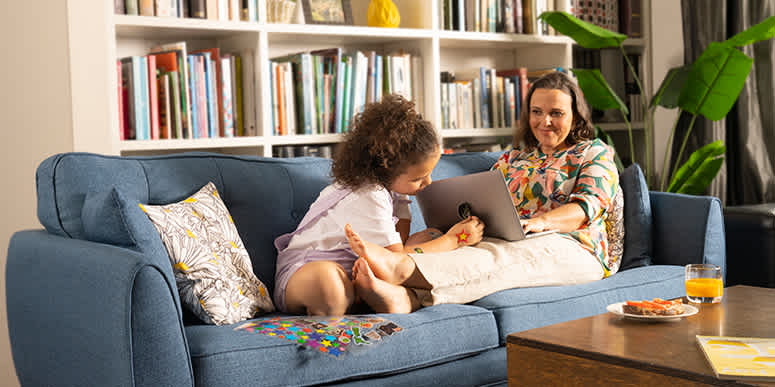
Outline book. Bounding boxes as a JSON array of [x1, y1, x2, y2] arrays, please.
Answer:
[[146, 54, 160, 140], [150, 42, 192, 139], [696, 336, 775, 382]]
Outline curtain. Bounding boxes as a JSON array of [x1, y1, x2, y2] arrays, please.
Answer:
[[677, 0, 775, 205]]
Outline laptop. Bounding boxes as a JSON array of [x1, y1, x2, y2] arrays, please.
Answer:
[[416, 170, 556, 242]]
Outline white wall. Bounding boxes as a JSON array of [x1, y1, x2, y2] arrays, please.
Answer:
[[0, 2, 75, 386], [650, 0, 685, 186]]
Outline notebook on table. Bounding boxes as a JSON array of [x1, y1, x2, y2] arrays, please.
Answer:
[[416, 170, 557, 242]]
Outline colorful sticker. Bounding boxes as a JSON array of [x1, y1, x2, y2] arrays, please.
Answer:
[[235, 315, 403, 357]]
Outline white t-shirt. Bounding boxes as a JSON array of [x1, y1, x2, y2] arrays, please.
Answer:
[[285, 184, 411, 251]]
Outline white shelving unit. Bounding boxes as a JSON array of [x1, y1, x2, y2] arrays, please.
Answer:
[[65, 0, 652, 159]]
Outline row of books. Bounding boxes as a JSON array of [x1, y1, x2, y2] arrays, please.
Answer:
[[440, 67, 563, 130], [440, 0, 570, 35], [114, 0, 259, 22], [273, 144, 335, 159], [269, 49, 424, 136], [441, 0, 641, 37], [117, 41, 257, 141]]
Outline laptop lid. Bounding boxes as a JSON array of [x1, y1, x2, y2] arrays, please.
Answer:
[[416, 170, 528, 242]]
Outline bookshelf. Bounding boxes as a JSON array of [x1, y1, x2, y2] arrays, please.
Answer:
[[68, 0, 654, 159]]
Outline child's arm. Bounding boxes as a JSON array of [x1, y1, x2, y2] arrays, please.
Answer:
[[396, 218, 411, 244], [402, 216, 484, 254]]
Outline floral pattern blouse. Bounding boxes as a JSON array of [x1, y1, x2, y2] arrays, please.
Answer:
[[491, 139, 620, 276]]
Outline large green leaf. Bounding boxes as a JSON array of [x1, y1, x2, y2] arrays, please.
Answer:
[[538, 11, 626, 49], [678, 42, 753, 121], [667, 140, 725, 194], [571, 68, 629, 114], [724, 16, 775, 47], [594, 125, 624, 172], [650, 65, 690, 109]]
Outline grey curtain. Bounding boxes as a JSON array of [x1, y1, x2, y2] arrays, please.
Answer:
[[677, 0, 775, 205]]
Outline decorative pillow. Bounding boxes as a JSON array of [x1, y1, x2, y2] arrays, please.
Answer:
[[604, 185, 625, 275], [140, 182, 275, 325], [620, 163, 653, 270]]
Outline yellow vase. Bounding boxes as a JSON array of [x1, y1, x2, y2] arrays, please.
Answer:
[[367, 0, 401, 28]]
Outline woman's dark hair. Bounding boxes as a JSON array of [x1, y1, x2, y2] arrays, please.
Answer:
[[331, 94, 440, 189], [514, 71, 595, 149]]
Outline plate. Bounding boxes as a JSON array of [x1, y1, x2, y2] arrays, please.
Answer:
[[606, 302, 698, 322]]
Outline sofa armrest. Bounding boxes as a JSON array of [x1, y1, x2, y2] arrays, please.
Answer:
[[6, 230, 194, 387], [649, 192, 726, 279]]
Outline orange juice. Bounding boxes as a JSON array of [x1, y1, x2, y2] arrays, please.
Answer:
[[685, 278, 724, 298]]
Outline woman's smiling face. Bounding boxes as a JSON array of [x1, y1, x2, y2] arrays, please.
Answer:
[[529, 88, 574, 154]]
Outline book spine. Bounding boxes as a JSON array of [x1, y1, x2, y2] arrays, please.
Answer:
[[341, 56, 353, 132], [269, 61, 278, 135], [155, 0, 173, 17], [197, 56, 208, 138], [333, 51, 344, 133], [139, 0, 154, 15], [206, 0, 218, 20], [187, 56, 198, 138], [116, 60, 126, 140], [234, 55, 244, 136], [115, 0, 126, 15], [147, 55, 160, 140], [241, 51, 256, 137], [158, 73, 170, 139], [190, 0, 206, 18], [206, 54, 219, 137], [503, 0, 515, 33], [513, 0, 523, 33], [297, 55, 313, 135], [479, 67, 491, 128], [138, 56, 151, 140], [283, 62, 297, 134], [120, 60, 136, 139], [169, 72, 183, 138], [220, 57, 235, 137], [125, 0, 138, 15]]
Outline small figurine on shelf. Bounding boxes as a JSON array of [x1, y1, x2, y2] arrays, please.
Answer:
[[367, 0, 400, 28]]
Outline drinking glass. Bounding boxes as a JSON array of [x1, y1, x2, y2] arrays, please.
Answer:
[[685, 264, 723, 303]]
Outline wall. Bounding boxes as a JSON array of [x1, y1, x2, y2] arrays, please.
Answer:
[[650, 0, 685, 186], [0, 2, 75, 386]]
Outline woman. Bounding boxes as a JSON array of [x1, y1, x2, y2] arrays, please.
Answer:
[[347, 71, 623, 312]]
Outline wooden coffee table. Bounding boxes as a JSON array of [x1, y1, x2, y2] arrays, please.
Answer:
[[507, 286, 775, 386]]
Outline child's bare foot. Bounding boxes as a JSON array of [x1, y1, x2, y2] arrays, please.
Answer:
[[345, 224, 413, 285], [352, 258, 416, 314]]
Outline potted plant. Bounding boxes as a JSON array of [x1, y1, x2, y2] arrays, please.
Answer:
[[538, 11, 775, 193]]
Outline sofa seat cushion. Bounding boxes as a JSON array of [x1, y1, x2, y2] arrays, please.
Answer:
[[471, 265, 686, 344], [186, 304, 498, 386]]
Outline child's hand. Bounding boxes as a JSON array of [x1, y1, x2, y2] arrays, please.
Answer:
[[447, 216, 485, 246]]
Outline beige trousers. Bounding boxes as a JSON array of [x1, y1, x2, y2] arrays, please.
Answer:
[[409, 233, 605, 306]]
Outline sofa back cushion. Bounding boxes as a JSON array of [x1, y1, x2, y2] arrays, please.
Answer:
[[619, 163, 653, 270], [37, 152, 333, 291]]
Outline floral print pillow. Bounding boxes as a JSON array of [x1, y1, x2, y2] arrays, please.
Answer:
[[140, 182, 274, 325]]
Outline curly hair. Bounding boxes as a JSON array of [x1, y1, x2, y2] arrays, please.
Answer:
[[331, 94, 440, 190], [514, 71, 595, 150]]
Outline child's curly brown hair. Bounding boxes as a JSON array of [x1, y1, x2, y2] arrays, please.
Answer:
[[331, 94, 440, 190]]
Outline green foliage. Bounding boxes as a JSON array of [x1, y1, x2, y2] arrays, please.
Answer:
[[678, 42, 753, 121], [571, 69, 628, 113], [537, 12, 626, 48], [667, 141, 726, 195], [540, 11, 775, 194]]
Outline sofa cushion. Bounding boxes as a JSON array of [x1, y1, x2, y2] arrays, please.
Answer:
[[140, 182, 275, 325], [620, 163, 653, 269], [471, 265, 685, 343], [186, 304, 498, 386]]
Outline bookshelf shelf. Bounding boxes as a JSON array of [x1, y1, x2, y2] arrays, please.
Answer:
[[267, 134, 344, 146], [440, 128, 514, 138], [64, 0, 654, 159], [114, 15, 259, 39], [119, 136, 266, 152], [438, 31, 572, 49]]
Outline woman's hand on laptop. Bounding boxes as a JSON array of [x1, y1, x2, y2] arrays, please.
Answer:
[[521, 217, 549, 234], [447, 216, 485, 246]]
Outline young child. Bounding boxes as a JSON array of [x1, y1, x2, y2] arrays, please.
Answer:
[[274, 94, 484, 316]]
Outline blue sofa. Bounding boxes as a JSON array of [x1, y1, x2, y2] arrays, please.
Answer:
[[6, 151, 725, 387]]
